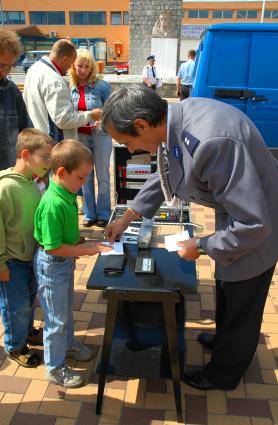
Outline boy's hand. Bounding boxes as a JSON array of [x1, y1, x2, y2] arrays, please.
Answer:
[[86, 242, 112, 256], [0, 268, 10, 282]]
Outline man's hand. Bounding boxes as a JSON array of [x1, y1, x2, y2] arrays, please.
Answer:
[[90, 108, 102, 121], [176, 89, 180, 97], [0, 268, 10, 282], [105, 219, 128, 243], [176, 238, 200, 261]]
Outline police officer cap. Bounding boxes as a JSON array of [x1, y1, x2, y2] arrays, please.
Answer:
[[147, 55, 155, 61]]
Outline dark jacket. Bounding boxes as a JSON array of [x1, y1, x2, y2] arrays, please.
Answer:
[[0, 77, 31, 170]]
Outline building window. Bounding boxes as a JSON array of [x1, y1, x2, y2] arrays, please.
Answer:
[[29, 11, 65, 25], [264, 9, 278, 19], [111, 12, 122, 25], [69, 11, 106, 25], [237, 10, 258, 19], [3, 11, 25, 24], [188, 10, 209, 19], [212, 10, 233, 19], [123, 11, 129, 25]]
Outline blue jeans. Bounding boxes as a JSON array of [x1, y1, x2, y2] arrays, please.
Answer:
[[35, 250, 75, 371], [0, 259, 36, 353], [78, 131, 112, 221]]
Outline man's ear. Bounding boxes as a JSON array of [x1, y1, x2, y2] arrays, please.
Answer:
[[56, 166, 66, 178], [134, 119, 150, 133]]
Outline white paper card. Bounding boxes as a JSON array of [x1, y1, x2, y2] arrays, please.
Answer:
[[164, 231, 190, 252], [123, 226, 140, 235], [101, 242, 124, 255], [120, 235, 138, 244]]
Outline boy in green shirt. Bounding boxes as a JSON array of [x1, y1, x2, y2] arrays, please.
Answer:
[[0, 128, 54, 367], [34, 140, 111, 388]]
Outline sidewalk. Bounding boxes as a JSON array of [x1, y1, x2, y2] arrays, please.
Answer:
[[0, 158, 278, 425]]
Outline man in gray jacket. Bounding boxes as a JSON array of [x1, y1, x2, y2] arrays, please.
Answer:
[[102, 86, 278, 391], [0, 29, 30, 170]]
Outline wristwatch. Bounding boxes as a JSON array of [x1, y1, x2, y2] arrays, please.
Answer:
[[195, 238, 206, 255]]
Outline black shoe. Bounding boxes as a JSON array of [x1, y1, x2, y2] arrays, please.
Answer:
[[183, 370, 236, 391], [96, 219, 109, 228], [82, 220, 97, 228], [197, 332, 216, 351]]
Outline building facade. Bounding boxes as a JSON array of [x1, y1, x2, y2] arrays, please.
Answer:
[[1, 0, 129, 63], [2, 0, 278, 64]]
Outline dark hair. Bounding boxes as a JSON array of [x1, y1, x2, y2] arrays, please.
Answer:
[[188, 50, 196, 59], [51, 139, 93, 174], [16, 128, 54, 158], [101, 85, 168, 136]]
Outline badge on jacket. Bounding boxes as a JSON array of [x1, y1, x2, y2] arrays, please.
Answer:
[[181, 129, 200, 157], [173, 145, 182, 160]]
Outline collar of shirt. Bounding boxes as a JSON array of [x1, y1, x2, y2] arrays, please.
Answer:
[[50, 59, 65, 76], [49, 178, 77, 204], [165, 104, 171, 149]]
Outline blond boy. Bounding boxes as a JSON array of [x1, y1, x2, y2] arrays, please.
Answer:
[[0, 128, 54, 367]]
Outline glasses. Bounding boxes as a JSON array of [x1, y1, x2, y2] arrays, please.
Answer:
[[0, 62, 16, 72], [33, 153, 52, 162]]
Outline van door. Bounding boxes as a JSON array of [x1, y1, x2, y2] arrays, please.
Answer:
[[246, 32, 278, 151]]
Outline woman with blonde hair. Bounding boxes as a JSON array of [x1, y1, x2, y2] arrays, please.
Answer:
[[69, 49, 112, 227]]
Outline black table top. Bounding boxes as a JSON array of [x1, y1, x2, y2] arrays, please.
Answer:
[[87, 244, 197, 294]]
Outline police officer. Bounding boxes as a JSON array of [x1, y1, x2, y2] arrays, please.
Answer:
[[142, 55, 159, 90], [176, 49, 196, 100], [102, 85, 278, 391]]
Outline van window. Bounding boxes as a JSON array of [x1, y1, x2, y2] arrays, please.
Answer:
[[207, 32, 250, 87], [249, 32, 278, 89]]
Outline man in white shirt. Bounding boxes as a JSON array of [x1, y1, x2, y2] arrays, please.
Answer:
[[142, 55, 158, 90], [176, 50, 196, 100]]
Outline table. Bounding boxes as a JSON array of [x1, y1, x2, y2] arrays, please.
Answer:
[[87, 230, 197, 422]]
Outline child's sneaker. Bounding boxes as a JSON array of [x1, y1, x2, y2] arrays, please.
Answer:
[[46, 365, 84, 388], [66, 341, 95, 362]]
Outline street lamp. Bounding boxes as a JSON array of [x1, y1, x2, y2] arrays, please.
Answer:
[[261, 0, 266, 23]]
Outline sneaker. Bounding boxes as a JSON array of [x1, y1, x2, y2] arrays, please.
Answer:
[[46, 365, 84, 388], [66, 341, 95, 362], [26, 327, 43, 346]]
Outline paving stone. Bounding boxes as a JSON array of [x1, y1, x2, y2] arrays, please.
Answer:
[[76, 402, 99, 425], [120, 407, 164, 425], [208, 414, 251, 425], [124, 378, 146, 407], [207, 390, 227, 414], [227, 398, 272, 418], [10, 412, 56, 425], [145, 378, 167, 394], [244, 355, 263, 384], [0, 375, 30, 393], [73, 292, 86, 311], [39, 399, 81, 418], [185, 394, 207, 424], [19, 379, 49, 413], [0, 393, 23, 425]]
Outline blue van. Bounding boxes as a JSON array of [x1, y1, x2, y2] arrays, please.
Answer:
[[192, 23, 278, 157]]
